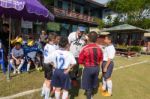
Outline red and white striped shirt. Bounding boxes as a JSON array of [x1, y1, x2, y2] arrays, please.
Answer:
[[78, 43, 103, 67]]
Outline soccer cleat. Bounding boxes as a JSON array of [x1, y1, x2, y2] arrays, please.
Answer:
[[99, 85, 105, 92], [102, 91, 112, 97], [13, 70, 16, 74], [18, 71, 21, 74]]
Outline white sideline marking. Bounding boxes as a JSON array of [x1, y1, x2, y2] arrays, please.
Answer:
[[114, 60, 148, 71], [0, 89, 41, 99], [0, 60, 148, 99]]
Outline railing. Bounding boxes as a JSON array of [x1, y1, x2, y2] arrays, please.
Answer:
[[50, 7, 97, 24]]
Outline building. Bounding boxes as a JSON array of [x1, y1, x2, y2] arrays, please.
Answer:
[[103, 24, 148, 46], [47, 0, 105, 36]]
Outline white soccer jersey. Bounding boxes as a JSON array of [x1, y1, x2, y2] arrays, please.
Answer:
[[43, 43, 56, 63], [68, 32, 85, 57], [103, 44, 116, 61], [48, 50, 76, 69]]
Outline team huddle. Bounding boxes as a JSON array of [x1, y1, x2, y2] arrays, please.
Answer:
[[41, 27, 116, 99]]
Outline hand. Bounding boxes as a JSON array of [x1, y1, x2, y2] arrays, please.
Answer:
[[103, 67, 108, 72], [15, 36, 19, 40], [16, 60, 20, 65], [64, 69, 70, 74]]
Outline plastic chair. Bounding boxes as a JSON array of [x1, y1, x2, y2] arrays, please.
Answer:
[[0, 48, 6, 73]]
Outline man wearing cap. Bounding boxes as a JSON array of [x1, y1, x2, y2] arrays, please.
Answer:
[[68, 26, 86, 84]]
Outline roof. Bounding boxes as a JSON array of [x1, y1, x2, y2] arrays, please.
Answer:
[[86, 0, 105, 7], [103, 24, 148, 33]]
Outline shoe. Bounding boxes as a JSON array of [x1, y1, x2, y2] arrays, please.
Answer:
[[17, 70, 21, 74], [40, 92, 45, 97], [13, 70, 16, 74], [102, 91, 112, 97], [16, 69, 21, 74], [99, 85, 105, 92]]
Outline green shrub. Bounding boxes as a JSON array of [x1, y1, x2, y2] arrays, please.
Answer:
[[128, 46, 142, 52]]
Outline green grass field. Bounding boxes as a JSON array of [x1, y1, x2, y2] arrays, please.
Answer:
[[0, 55, 150, 99]]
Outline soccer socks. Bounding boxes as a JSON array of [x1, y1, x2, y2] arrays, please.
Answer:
[[62, 91, 68, 99], [102, 77, 106, 90], [17, 60, 24, 72], [106, 80, 112, 95], [55, 91, 61, 99], [27, 63, 30, 72], [44, 87, 50, 99], [41, 83, 46, 97], [86, 90, 92, 99]]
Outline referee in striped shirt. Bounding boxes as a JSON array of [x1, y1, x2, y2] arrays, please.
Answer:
[[78, 31, 103, 99]]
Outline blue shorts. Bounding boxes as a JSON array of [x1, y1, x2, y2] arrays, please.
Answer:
[[51, 69, 71, 90], [81, 66, 100, 90], [102, 61, 114, 80]]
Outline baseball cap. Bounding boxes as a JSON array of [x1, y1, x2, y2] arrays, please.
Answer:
[[78, 26, 86, 32]]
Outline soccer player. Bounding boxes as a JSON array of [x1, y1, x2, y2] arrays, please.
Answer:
[[100, 35, 116, 97], [68, 26, 86, 83], [49, 37, 76, 99], [41, 33, 57, 99], [78, 31, 103, 99], [10, 42, 24, 74]]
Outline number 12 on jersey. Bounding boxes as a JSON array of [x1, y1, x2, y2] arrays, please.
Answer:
[[56, 54, 65, 69]]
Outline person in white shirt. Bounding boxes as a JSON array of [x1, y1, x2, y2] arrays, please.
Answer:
[[68, 26, 86, 83], [41, 33, 57, 99], [100, 35, 116, 97], [48, 37, 76, 99]]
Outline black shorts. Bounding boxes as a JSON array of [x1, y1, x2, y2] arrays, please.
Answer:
[[69, 58, 79, 79], [43, 63, 53, 80], [102, 61, 114, 80], [81, 66, 100, 90]]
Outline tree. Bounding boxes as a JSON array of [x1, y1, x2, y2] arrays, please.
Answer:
[[94, 18, 105, 29], [41, 0, 54, 6], [107, 0, 150, 29], [113, 17, 120, 26]]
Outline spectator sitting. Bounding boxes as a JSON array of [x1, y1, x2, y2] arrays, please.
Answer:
[[10, 42, 25, 74], [26, 38, 41, 72]]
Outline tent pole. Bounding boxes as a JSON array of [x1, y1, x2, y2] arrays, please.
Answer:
[[7, 17, 11, 81]]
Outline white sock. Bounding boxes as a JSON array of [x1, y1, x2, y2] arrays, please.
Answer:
[[44, 87, 50, 99], [27, 63, 30, 72], [62, 91, 69, 99], [10, 60, 16, 71], [41, 83, 46, 96], [18, 60, 24, 71], [106, 80, 112, 95], [55, 91, 61, 99], [102, 77, 106, 90]]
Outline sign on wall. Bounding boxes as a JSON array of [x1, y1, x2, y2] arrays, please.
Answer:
[[21, 20, 33, 28]]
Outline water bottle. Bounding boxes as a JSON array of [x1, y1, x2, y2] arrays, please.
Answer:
[[0, 40, 2, 48]]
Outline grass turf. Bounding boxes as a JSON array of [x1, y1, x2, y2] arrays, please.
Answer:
[[0, 55, 150, 99]]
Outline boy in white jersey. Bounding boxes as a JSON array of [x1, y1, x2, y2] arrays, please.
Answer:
[[100, 35, 116, 97], [49, 37, 76, 99], [41, 33, 57, 99]]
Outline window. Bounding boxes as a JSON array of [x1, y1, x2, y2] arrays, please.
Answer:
[[75, 5, 81, 13], [58, 0, 62, 8]]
